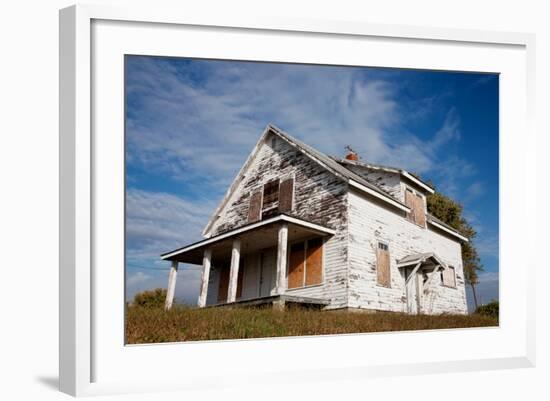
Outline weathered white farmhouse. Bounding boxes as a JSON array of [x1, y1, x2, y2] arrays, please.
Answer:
[[161, 124, 468, 314]]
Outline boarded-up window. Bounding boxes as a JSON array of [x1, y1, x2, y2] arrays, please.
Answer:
[[287, 242, 305, 289], [287, 239, 324, 289], [405, 187, 426, 227], [305, 238, 323, 286], [247, 191, 262, 223], [217, 267, 230, 302], [262, 180, 280, 209], [376, 242, 391, 287], [278, 178, 294, 213], [442, 266, 456, 287], [413, 194, 426, 227]]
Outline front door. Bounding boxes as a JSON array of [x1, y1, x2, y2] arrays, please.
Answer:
[[404, 267, 421, 314], [259, 248, 276, 297]]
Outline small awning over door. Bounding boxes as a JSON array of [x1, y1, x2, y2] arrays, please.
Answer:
[[396, 252, 447, 270]]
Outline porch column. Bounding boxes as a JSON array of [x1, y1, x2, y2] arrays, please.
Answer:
[[275, 223, 289, 295], [197, 248, 212, 308], [227, 239, 241, 303], [164, 260, 178, 310]]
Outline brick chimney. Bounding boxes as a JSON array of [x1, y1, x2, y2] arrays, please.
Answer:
[[344, 145, 359, 161]]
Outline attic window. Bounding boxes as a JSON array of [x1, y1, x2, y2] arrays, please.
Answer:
[[405, 187, 426, 228]]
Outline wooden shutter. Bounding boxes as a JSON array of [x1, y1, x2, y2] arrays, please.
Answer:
[[305, 238, 323, 286], [442, 266, 456, 287], [217, 267, 230, 302], [278, 178, 294, 213], [247, 191, 262, 222], [414, 194, 426, 227], [376, 245, 391, 287], [405, 189, 416, 223], [288, 242, 305, 289]]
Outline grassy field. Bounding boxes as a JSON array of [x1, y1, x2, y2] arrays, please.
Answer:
[[125, 305, 498, 344]]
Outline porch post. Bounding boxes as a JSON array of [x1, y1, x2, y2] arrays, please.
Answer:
[[275, 223, 289, 295], [197, 248, 212, 308], [227, 239, 241, 303], [164, 260, 178, 310]]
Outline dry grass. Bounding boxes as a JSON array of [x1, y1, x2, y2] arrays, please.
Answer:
[[125, 305, 498, 344]]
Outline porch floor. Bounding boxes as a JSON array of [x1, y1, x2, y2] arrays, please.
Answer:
[[207, 294, 330, 310]]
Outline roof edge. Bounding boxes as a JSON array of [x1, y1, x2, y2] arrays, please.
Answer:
[[427, 214, 469, 242], [162, 213, 335, 261], [337, 158, 435, 194]]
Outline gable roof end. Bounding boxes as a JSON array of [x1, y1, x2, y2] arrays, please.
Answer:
[[202, 124, 413, 236]]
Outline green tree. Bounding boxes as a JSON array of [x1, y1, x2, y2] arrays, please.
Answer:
[[475, 299, 499, 319], [133, 288, 167, 309], [426, 191, 483, 309]]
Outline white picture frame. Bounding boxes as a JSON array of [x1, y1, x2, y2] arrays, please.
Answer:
[[59, 4, 536, 397]]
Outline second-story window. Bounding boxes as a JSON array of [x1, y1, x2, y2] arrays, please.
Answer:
[[405, 187, 426, 228], [247, 177, 295, 223], [262, 179, 280, 209], [261, 179, 280, 219]]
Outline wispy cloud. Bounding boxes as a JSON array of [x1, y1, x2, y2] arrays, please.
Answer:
[[126, 57, 466, 185], [126, 188, 215, 263], [465, 181, 485, 201], [127, 271, 151, 287], [474, 234, 499, 259]]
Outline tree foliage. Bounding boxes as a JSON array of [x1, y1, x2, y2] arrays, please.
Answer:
[[133, 288, 167, 309], [475, 300, 499, 319], [426, 191, 483, 304]]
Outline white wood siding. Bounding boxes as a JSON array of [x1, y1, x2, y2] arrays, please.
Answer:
[[347, 189, 468, 314]]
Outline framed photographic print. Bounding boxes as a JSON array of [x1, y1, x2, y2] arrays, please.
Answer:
[[59, 4, 536, 397]]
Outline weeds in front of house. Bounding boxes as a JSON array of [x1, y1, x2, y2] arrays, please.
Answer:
[[125, 303, 498, 344]]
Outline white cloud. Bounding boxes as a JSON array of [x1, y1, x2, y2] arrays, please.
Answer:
[[474, 234, 499, 259], [465, 181, 485, 201], [126, 188, 215, 263], [430, 107, 461, 149], [126, 57, 466, 186], [125, 188, 212, 304], [126, 271, 150, 287]]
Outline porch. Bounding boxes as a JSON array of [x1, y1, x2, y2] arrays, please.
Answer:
[[160, 214, 335, 310]]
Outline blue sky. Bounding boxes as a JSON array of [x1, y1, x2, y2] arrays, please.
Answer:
[[125, 55, 499, 311]]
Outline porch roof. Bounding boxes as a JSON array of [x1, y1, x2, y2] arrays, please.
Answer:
[[396, 252, 447, 269], [161, 214, 335, 264]]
